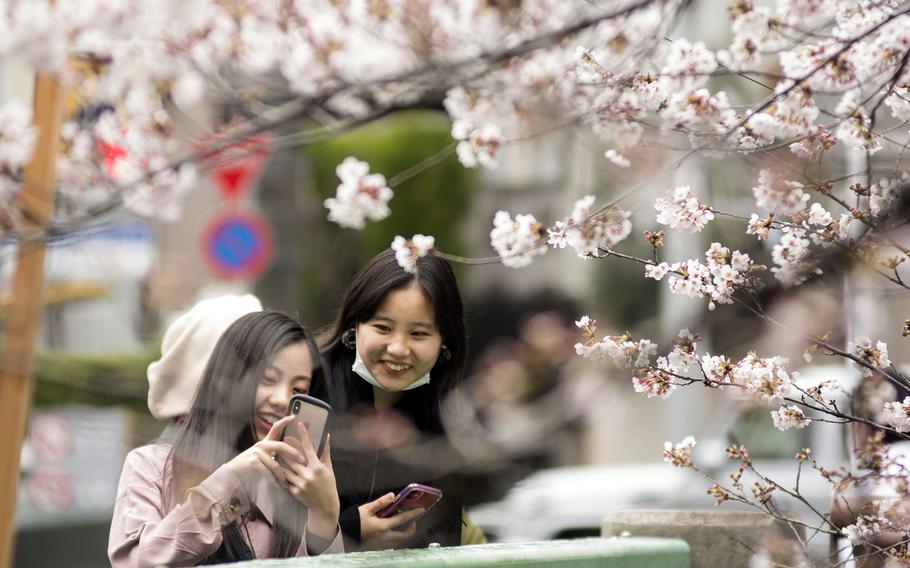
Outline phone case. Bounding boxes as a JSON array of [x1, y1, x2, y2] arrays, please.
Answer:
[[281, 394, 331, 458], [376, 483, 443, 518]]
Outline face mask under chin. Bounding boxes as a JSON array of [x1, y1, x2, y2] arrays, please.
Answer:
[[351, 338, 431, 392]]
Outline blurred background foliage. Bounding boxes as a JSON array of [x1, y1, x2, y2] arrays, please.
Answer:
[[33, 349, 156, 411], [258, 110, 476, 325]]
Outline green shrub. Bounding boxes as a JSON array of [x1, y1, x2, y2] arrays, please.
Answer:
[[33, 348, 158, 413]]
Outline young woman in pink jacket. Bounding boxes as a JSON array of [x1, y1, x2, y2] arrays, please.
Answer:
[[108, 311, 342, 567]]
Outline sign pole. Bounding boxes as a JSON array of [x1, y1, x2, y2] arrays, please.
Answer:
[[0, 74, 64, 568]]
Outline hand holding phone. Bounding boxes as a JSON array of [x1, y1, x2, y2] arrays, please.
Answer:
[[376, 483, 442, 519], [280, 394, 331, 460]]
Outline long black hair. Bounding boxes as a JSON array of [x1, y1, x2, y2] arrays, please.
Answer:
[[316, 248, 467, 434], [166, 311, 323, 561]]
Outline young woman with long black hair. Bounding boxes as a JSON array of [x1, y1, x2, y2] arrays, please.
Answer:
[[315, 249, 468, 551], [109, 311, 342, 566]]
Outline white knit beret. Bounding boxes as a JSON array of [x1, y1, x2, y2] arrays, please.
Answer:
[[147, 294, 262, 419]]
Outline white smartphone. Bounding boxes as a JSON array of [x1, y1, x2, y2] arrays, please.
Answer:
[[280, 394, 331, 459]]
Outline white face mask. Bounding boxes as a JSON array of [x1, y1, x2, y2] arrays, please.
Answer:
[[351, 336, 431, 392]]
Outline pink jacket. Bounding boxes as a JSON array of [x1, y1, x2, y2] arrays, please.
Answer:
[[108, 444, 343, 567]]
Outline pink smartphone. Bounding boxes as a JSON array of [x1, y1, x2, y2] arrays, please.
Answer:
[[376, 483, 443, 519]]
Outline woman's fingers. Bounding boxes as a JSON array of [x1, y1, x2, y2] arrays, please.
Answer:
[[295, 422, 320, 464], [363, 492, 397, 514], [320, 434, 333, 470], [258, 440, 305, 464], [254, 449, 290, 488], [386, 507, 426, 528], [265, 415, 296, 442]]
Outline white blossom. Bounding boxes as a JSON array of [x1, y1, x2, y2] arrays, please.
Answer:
[[848, 337, 891, 377], [324, 157, 393, 230], [603, 149, 630, 168], [632, 357, 678, 399], [452, 120, 503, 169], [0, 101, 37, 171], [655, 186, 714, 233], [733, 353, 797, 406], [667, 329, 699, 371], [882, 397, 910, 433], [645, 262, 670, 281], [771, 405, 811, 431], [490, 210, 547, 268], [391, 234, 436, 274], [752, 170, 809, 216], [662, 436, 697, 468]]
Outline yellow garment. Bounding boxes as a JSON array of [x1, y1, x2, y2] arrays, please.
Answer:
[[460, 510, 488, 545]]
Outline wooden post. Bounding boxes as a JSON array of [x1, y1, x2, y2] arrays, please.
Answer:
[[0, 74, 64, 568]]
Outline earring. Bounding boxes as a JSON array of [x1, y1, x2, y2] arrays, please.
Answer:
[[440, 344, 452, 361], [341, 328, 356, 350]]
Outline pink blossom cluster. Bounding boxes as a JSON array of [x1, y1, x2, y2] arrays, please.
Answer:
[[770, 405, 811, 431], [841, 515, 884, 546], [489, 211, 547, 268], [573, 316, 657, 370], [451, 120, 503, 169], [702, 352, 797, 406], [881, 397, 910, 433], [752, 170, 809, 216], [645, 243, 753, 310], [632, 357, 678, 399], [549, 195, 632, 259], [391, 234, 435, 274], [324, 157, 393, 230], [491, 195, 632, 268], [654, 186, 715, 233], [662, 436, 697, 468], [848, 336, 892, 377], [0, 101, 36, 173]]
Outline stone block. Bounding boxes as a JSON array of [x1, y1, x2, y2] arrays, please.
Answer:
[[601, 510, 803, 568]]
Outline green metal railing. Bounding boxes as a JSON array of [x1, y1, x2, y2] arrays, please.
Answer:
[[226, 537, 691, 567]]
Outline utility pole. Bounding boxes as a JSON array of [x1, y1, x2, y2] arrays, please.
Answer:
[[0, 73, 64, 568]]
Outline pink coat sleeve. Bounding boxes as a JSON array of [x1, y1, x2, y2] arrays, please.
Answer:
[[295, 523, 345, 556], [108, 445, 252, 568]]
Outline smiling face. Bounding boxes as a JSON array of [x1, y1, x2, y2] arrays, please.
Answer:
[[355, 281, 443, 392], [252, 341, 314, 441]]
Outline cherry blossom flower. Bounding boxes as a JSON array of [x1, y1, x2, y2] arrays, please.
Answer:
[[746, 214, 774, 240], [842, 516, 884, 546], [603, 149, 630, 168], [771, 405, 811, 431], [733, 353, 797, 406], [632, 357, 678, 399], [789, 126, 837, 160], [391, 234, 436, 274], [324, 157, 393, 230], [668, 329, 699, 371], [452, 120, 503, 169], [122, 163, 198, 222], [550, 195, 632, 259], [848, 337, 891, 377], [574, 324, 657, 370], [662, 436, 697, 468], [659, 243, 754, 309], [771, 227, 818, 286], [870, 177, 903, 218], [490, 210, 547, 268], [0, 101, 36, 171], [654, 186, 714, 233], [645, 262, 670, 280], [881, 397, 910, 433], [702, 354, 735, 384], [660, 39, 716, 92], [752, 170, 809, 216]]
